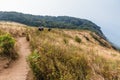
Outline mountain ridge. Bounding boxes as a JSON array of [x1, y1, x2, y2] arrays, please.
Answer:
[[0, 11, 106, 39]]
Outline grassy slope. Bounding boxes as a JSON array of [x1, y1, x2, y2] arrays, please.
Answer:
[[0, 22, 25, 71], [28, 26, 120, 80], [0, 22, 24, 59], [0, 22, 120, 80]]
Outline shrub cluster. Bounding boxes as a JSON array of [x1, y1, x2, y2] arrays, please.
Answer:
[[0, 34, 17, 59]]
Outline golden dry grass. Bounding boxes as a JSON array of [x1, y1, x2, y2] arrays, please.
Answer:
[[27, 26, 120, 80], [0, 21, 120, 80]]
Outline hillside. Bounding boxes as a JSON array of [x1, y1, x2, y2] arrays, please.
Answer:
[[0, 11, 105, 39], [0, 22, 32, 80], [0, 22, 120, 80]]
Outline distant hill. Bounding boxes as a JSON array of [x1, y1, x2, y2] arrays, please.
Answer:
[[0, 11, 105, 39]]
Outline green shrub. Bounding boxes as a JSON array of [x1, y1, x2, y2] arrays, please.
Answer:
[[28, 50, 41, 80], [63, 38, 69, 44], [75, 36, 81, 43], [0, 34, 17, 59]]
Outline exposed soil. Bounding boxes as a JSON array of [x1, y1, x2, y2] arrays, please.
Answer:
[[0, 37, 32, 80]]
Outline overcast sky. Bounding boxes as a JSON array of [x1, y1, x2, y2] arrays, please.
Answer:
[[0, 0, 120, 46]]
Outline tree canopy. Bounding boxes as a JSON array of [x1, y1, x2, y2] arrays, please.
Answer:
[[0, 11, 105, 39]]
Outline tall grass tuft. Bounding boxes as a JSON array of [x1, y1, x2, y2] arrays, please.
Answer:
[[28, 42, 91, 80], [75, 36, 81, 43]]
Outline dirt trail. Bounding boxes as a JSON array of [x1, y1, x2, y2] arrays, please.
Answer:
[[0, 37, 31, 80]]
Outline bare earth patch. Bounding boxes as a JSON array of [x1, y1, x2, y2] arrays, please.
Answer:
[[0, 57, 10, 72], [0, 37, 31, 80]]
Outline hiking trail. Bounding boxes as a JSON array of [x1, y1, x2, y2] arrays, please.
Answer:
[[0, 37, 31, 80]]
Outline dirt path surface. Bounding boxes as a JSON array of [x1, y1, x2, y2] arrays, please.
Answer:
[[0, 37, 31, 80]]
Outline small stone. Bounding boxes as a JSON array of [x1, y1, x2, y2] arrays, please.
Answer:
[[4, 64, 9, 68]]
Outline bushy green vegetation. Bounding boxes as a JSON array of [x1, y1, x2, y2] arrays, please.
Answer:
[[63, 38, 69, 44], [75, 36, 81, 43], [0, 34, 17, 59]]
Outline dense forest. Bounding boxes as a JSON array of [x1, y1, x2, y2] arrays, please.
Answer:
[[0, 11, 105, 39]]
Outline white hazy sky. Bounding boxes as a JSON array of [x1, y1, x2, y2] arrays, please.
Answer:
[[0, 0, 120, 46]]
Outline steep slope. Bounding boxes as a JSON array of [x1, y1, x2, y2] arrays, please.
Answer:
[[28, 26, 120, 80], [0, 11, 105, 39], [0, 22, 120, 80]]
